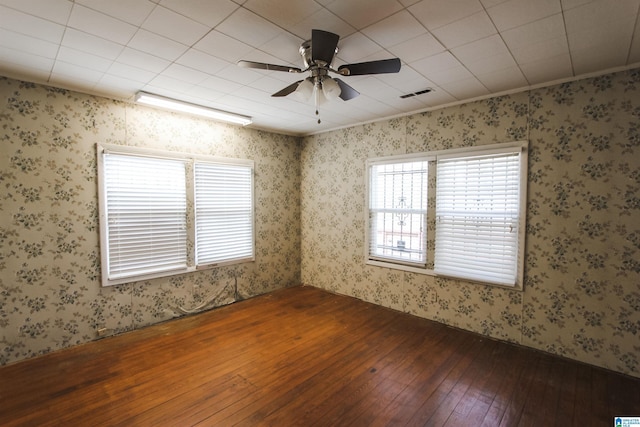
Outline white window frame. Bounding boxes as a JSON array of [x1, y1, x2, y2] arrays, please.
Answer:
[[365, 141, 527, 290], [97, 143, 254, 287]]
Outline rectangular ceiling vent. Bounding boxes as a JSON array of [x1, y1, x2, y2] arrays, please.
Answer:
[[400, 88, 433, 99]]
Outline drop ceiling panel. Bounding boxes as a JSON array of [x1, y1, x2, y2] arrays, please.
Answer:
[[159, 0, 238, 27], [76, 0, 154, 26], [67, 5, 137, 45], [0, 0, 637, 136], [141, 6, 210, 46], [410, 0, 484, 30], [431, 11, 497, 49], [486, 0, 562, 31]]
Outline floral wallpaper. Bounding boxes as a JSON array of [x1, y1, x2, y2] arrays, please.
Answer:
[[2, 67, 638, 379], [0, 77, 301, 365], [301, 68, 640, 377]]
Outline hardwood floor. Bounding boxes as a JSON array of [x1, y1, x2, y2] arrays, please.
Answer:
[[1, 285, 638, 426]]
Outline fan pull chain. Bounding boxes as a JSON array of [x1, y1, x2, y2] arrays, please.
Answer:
[[315, 81, 321, 124]]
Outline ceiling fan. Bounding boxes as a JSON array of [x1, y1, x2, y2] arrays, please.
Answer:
[[238, 29, 401, 123]]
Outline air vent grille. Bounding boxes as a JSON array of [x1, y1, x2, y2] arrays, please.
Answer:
[[400, 88, 433, 99]]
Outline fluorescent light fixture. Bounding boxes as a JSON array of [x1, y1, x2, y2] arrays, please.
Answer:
[[135, 92, 252, 126]]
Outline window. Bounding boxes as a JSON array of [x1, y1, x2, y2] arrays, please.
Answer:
[[368, 159, 430, 266], [366, 142, 527, 288], [98, 143, 254, 287]]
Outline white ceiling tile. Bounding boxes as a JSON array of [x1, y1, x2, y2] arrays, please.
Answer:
[[215, 63, 263, 85], [388, 33, 445, 63], [0, 46, 54, 74], [428, 65, 475, 86], [335, 32, 384, 64], [325, 0, 404, 29], [96, 74, 143, 98], [57, 46, 113, 72], [176, 49, 230, 75], [185, 85, 226, 102], [0, 5, 65, 42], [67, 4, 137, 45], [452, 34, 509, 64], [107, 62, 157, 83], [258, 32, 306, 65], [160, 0, 238, 27], [419, 88, 457, 107], [501, 13, 566, 47], [289, 8, 355, 40], [431, 11, 497, 49], [163, 63, 210, 84], [409, 0, 484, 30], [49, 73, 99, 93], [501, 14, 570, 65], [194, 30, 254, 63], [411, 51, 463, 75], [518, 53, 573, 84], [199, 75, 244, 94], [127, 29, 189, 61], [362, 11, 427, 48], [509, 35, 569, 66], [384, 65, 435, 94], [476, 66, 528, 92], [51, 61, 104, 85], [487, 0, 562, 31], [1, 0, 72, 25], [560, 0, 598, 10], [479, 0, 510, 7], [76, 0, 154, 26], [243, 0, 321, 28], [116, 47, 171, 73], [564, 0, 639, 69], [216, 8, 281, 47], [141, 6, 210, 46], [439, 76, 489, 100], [146, 74, 194, 92], [0, 28, 59, 58], [62, 28, 124, 60]]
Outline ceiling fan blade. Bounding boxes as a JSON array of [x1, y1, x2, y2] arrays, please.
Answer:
[[311, 29, 339, 65], [334, 79, 360, 101], [238, 60, 302, 73], [272, 80, 304, 97], [338, 58, 401, 76]]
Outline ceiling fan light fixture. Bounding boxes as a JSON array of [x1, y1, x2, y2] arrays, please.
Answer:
[[293, 78, 314, 101], [321, 77, 341, 101], [135, 92, 252, 126]]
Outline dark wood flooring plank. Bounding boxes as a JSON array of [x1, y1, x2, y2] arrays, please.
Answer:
[[0, 285, 639, 427]]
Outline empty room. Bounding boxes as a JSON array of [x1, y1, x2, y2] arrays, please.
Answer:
[[1, 0, 639, 425]]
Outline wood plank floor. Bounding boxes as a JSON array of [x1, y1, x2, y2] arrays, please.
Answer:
[[0, 285, 638, 426]]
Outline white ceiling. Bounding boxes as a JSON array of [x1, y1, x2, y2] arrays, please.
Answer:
[[1, 0, 639, 136]]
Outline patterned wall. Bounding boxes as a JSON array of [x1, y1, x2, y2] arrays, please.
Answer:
[[0, 77, 301, 365], [301, 69, 640, 377]]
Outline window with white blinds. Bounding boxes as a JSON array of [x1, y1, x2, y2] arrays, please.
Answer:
[[368, 160, 428, 266], [98, 144, 254, 287], [434, 149, 523, 286], [102, 153, 188, 281], [194, 162, 253, 266], [365, 142, 527, 289]]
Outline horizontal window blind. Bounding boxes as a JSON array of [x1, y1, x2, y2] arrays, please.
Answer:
[[368, 160, 428, 266], [434, 150, 521, 286], [103, 153, 187, 280], [194, 162, 254, 266]]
